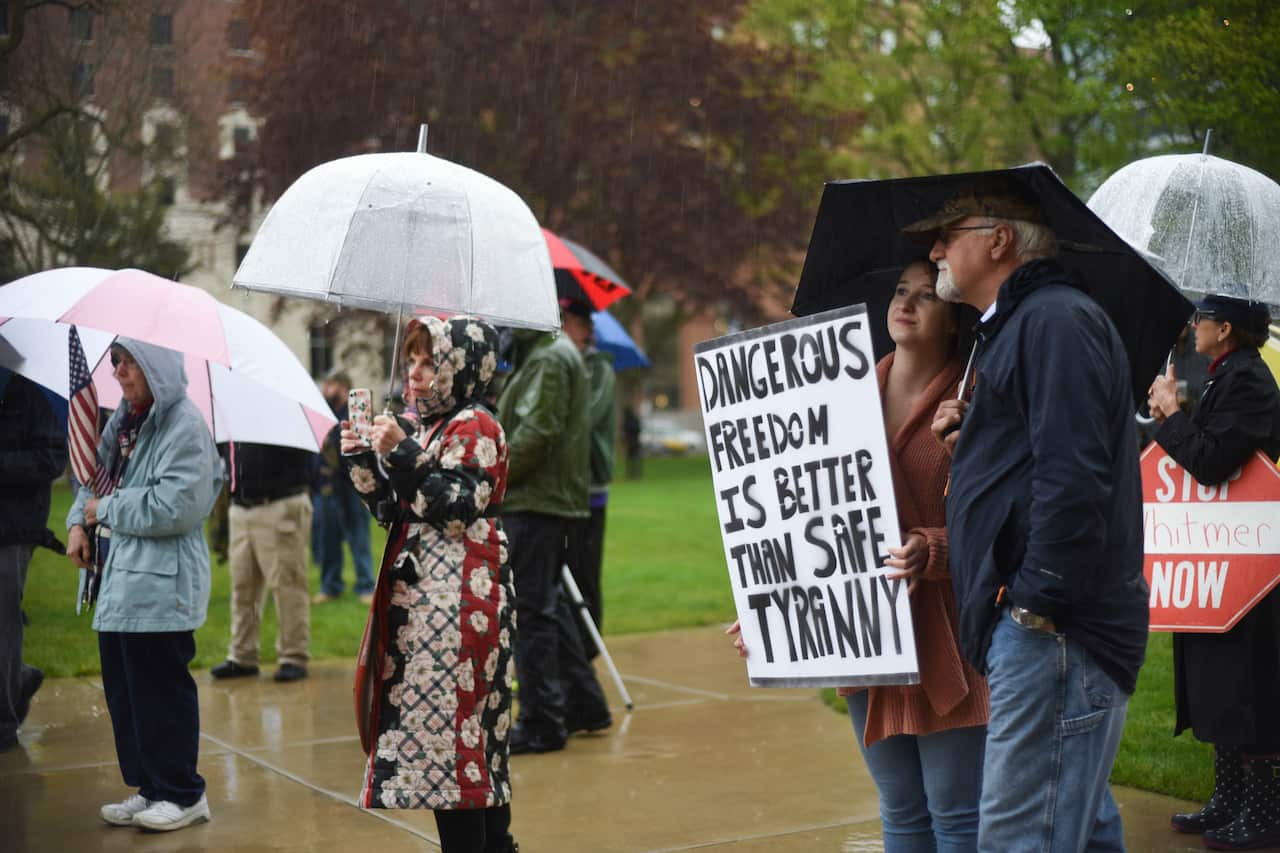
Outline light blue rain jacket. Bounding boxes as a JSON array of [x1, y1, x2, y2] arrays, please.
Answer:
[[67, 337, 222, 632]]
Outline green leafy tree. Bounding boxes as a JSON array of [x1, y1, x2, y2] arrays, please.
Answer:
[[1106, 2, 1280, 178], [742, 0, 1053, 178], [0, 1, 191, 279], [743, 0, 1279, 194], [2, 113, 190, 279]]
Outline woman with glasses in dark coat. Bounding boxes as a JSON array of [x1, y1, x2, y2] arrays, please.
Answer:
[[1148, 291, 1280, 852]]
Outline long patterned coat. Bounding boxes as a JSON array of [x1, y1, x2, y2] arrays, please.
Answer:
[[348, 317, 514, 811]]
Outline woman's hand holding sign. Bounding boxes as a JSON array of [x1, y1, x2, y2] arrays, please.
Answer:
[[885, 533, 928, 594], [725, 620, 748, 658]]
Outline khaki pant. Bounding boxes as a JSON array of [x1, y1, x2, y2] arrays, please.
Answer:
[[228, 492, 312, 667]]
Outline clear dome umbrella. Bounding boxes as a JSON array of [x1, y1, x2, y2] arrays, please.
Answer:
[[1088, 143, 1280, 310], [233, 126, 559, 405]]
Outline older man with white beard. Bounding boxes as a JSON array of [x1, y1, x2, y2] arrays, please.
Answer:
[[912, 180, 1148, 853]]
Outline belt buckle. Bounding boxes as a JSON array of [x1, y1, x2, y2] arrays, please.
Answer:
[[1010, 606, 1055, 633]]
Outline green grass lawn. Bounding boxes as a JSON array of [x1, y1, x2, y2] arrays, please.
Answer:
[[23, 452, 1208, 801], [24, 454, 733, 678]]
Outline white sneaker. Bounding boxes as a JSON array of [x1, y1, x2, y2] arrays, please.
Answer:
[[100, 793, 152, 826], [131, 794, 211, 832]]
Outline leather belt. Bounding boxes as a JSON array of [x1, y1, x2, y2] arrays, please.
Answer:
[[1010, 605, 1057, 634]]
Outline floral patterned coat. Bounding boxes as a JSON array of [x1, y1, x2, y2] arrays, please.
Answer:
[[348, 318, 514, 812]]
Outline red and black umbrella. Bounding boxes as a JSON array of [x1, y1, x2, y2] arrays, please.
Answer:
[[542, 228, 631, 310]]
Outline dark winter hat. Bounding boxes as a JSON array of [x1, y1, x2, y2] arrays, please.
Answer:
[[558, 296, 595, 322], [903, 177, 1049, 242], [1195, 291, 1271, 338]]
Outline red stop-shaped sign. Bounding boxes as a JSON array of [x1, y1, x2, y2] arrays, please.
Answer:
[[1142, 444, 1280, 632]]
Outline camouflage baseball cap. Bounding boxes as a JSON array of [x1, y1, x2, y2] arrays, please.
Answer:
[[902, 177, 1048, 241]]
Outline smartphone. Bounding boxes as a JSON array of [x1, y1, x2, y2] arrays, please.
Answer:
[[348, 388, 374, 447]]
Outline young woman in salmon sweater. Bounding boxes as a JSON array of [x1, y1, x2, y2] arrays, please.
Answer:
[[730, 259, 988, 853]]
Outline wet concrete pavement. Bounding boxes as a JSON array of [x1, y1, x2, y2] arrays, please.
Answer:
[[2, 625, 1208, 851]]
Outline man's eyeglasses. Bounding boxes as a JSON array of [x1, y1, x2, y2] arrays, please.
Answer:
[[109, 352, 137, 369], [936, 225, 995, 247], [1192, 311, 1218, 324]]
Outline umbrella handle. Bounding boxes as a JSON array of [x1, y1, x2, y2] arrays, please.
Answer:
[[385, 306, 405, 410], [1134, 350, 1173, 427]]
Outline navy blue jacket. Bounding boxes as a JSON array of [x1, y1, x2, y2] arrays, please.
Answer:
[[0, 371, 67, 547], [946, 259, 1148, 694]]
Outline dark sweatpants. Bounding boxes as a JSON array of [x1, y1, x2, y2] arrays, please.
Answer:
[[565, 506, 607, 659], [506, 511, 608, 743], [99, 631, 205, 807], [0, 545, 34, 743]]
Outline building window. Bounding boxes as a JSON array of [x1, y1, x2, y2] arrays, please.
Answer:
[[69, 7, 93, 42], [232, 125, 252, 154], [0, 2, 9, 37], [0, 113, 8, 139], [151, 66, 174, 99], [150, 13, 172, 46], [151, 122, 178, 156], [227, 18, 250, 51], [71, 63, 95, 98], [153, 176, 176, 206], [309, 321, 335, 378], [228, 75, 248, 103]]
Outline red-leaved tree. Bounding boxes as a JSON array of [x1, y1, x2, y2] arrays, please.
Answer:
[[223, 0, 856, 323]]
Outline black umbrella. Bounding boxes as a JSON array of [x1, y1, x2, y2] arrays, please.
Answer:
[[792, 162, 1195, 410]]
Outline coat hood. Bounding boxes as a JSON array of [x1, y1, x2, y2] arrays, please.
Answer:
[[979, 258, 1089, 339], [113, 336, 188, 414], [505, 327, 553, 373], [406, 316, 501, 420]]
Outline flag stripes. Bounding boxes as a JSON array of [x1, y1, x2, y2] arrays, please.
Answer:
[[66, 326, 114, 496]]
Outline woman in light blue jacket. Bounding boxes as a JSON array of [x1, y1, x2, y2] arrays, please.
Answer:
[[66, 338, 221, 834]]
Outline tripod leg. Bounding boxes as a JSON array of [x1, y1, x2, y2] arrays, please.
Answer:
[[561, 565, 634, 710]]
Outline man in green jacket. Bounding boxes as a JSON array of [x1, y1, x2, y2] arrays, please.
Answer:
[[497, 323, 611, 754], [559, 299, 616, 659]]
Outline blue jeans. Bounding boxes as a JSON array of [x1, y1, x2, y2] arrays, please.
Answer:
[[979, 609, 1128, 853], [846, 691, 986, 853], [312, 488, 374, 596]]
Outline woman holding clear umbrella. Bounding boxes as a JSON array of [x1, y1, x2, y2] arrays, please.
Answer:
[[342, 316, 516, 853], [1148, 291, 1280, 851]]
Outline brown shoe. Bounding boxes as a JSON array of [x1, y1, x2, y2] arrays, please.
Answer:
[[311, 592, 338, 604]]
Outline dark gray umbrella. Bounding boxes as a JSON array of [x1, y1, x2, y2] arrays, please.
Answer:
[[791, 162, 1195, 410]]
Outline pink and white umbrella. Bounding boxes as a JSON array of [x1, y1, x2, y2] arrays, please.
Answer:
[[0, 267, 335, 451]]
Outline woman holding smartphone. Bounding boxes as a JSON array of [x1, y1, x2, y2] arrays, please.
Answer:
[[731, 259, 988, 852], [341, 316, 516, 853]]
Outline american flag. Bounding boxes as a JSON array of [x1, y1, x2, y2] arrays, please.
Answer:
[[67, 326, 113, 496]]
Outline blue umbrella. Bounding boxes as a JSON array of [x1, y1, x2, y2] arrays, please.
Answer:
[[593, 310, 649, 370]]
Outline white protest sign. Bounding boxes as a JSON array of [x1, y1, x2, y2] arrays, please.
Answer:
[[694, 304, 919, 687]]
